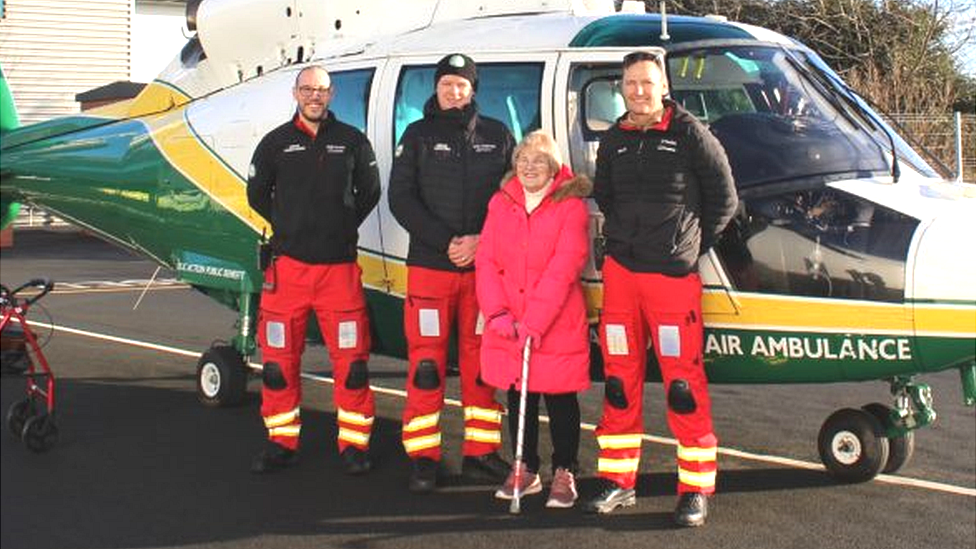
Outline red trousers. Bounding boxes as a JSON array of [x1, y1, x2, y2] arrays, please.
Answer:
[[257, 256, 374, 453], [401, 266, 503, 461], [596, 257, 717, 494]]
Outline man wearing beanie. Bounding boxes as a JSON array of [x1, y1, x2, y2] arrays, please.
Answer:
[[389, 53, 516, 492]]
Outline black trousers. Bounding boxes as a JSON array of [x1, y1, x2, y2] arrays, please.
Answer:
[[506, 388, 581, 474]]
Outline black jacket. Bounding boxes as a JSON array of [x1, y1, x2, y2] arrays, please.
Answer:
[[593, 101, 738, 276], [247, 112, 380, 264], [388, 97, 515, 271]]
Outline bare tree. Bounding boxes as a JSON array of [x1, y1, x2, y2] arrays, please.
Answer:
[[656, 0, 971, 114]]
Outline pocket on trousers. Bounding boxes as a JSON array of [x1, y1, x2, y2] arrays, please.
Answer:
[[600, 312, 639, 357], [405, 295, 449, 344], [331, 307, 371, 354], [259, 311, 292, 351]]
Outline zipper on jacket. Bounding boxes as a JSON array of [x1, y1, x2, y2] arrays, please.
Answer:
[[460, 133, 467, 232]]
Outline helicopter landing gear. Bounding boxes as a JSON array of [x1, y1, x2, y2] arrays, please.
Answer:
[[861, 402, 915, 474], [818, 376, 934, 482], [196, 345, 249, 407], [194, 291, 260, 408], [818, 407, 889, 482]]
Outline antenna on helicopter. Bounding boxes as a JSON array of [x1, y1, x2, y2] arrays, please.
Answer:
[[659, 1, 670, 41]]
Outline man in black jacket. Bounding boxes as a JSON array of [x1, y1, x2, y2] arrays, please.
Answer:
[[389, 53, 515, 492], [583, 51, 737, 526], [247, 65, 380, 476]]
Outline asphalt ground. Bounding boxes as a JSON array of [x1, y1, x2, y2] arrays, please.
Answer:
[[2, 229, 974, 549]]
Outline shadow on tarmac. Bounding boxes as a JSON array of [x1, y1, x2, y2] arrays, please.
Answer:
[[3, 375, 840, 549]]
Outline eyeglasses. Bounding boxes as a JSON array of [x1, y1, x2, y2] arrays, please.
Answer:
[[516, 155, 550, 168], [297, 85, 331, 98], [622, 50, 666, 73]]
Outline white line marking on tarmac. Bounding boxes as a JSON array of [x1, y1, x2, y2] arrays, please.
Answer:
[[19, 279, 189, 296], [25, 319, 976, 498]]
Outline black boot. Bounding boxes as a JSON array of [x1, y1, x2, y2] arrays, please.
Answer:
[[409, 457, 439, 492], [340, 446, 372, 475], [251, 442, 298, 474], [461, 451, 510, 483], [674, 492, 709, 527]]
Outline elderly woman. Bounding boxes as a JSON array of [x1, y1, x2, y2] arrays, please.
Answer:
[[475, 130, 591, 509]]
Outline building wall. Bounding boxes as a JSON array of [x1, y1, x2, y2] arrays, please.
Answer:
[[0, 0, 132, 124], [132, 1, 187, 83]]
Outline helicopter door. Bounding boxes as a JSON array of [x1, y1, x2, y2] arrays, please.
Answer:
[[554, 50, 628, 317], [554, 50, 740, 318], [324, 65, 387, 294], [375, 53, 553, 298]]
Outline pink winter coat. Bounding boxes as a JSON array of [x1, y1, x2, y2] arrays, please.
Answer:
[[476, 165, 592, 394]]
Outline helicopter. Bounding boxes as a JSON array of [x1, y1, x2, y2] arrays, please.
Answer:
[[1, 0, 973, 483]]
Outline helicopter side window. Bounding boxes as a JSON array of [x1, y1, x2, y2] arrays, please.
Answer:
[[393, 63, 543, 146], [567, 64, 621, 179], [583, 78, 625, 133], [328, 68, 374, 133], [714, 187, 918, 302]]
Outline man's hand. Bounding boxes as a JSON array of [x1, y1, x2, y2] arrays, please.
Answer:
[[448, 234, 479, 267]]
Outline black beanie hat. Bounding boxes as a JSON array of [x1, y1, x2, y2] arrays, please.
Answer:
[[434, 53, 478, 90]]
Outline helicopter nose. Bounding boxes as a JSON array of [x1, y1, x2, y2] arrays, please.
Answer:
[[910, 202, 976, 370], [913, 204, 976, 302]]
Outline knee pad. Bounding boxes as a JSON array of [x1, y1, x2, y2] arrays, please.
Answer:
[[667, 379, 697, 414], [413, 359, 441, 390], [605, 376, 628, 409], [262, 362, 287, 390], [345, 360, 369, 389]]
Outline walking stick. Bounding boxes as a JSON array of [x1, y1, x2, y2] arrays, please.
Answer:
[[510, 337, 532, 514]]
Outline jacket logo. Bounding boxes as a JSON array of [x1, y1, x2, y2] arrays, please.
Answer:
[[326, 144, 346, 154], [657, 139, 677, 153], [433, 143, 452, 152], [473, 143, 497, 153], [283, 144, 306, 153], [616, 146, 628, 155]]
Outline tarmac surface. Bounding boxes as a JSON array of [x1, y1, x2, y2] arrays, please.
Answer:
[[2, 229, 974, 549]]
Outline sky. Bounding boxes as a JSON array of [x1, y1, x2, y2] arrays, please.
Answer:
[[952, 3, 976, 78]]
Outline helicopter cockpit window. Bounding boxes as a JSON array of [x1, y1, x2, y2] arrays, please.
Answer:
[[670, 47, 890, 189], [393, 63, 543, 146], [714, 186, 918, 302], [568, 46, 896, 188], [668, 53, 757, 123], [801, 52, 940, 178], [328, 69, 374, 133]]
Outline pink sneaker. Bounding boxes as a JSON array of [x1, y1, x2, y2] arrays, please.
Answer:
[[545, 467, 578, 508], [494, 463, 542, 500]]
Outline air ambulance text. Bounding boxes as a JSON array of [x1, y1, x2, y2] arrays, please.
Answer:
[[705, 334, 912, 361]]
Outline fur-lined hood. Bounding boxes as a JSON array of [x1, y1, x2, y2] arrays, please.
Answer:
[[499, 164, 592, 205]]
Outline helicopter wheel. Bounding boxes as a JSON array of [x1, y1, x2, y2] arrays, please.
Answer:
[[22, 414, 58, 453], [862, 402, 915, 474], [6, 398, 35, 438], [818, 407, 889, 483], [196, 345, 248, 408]]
